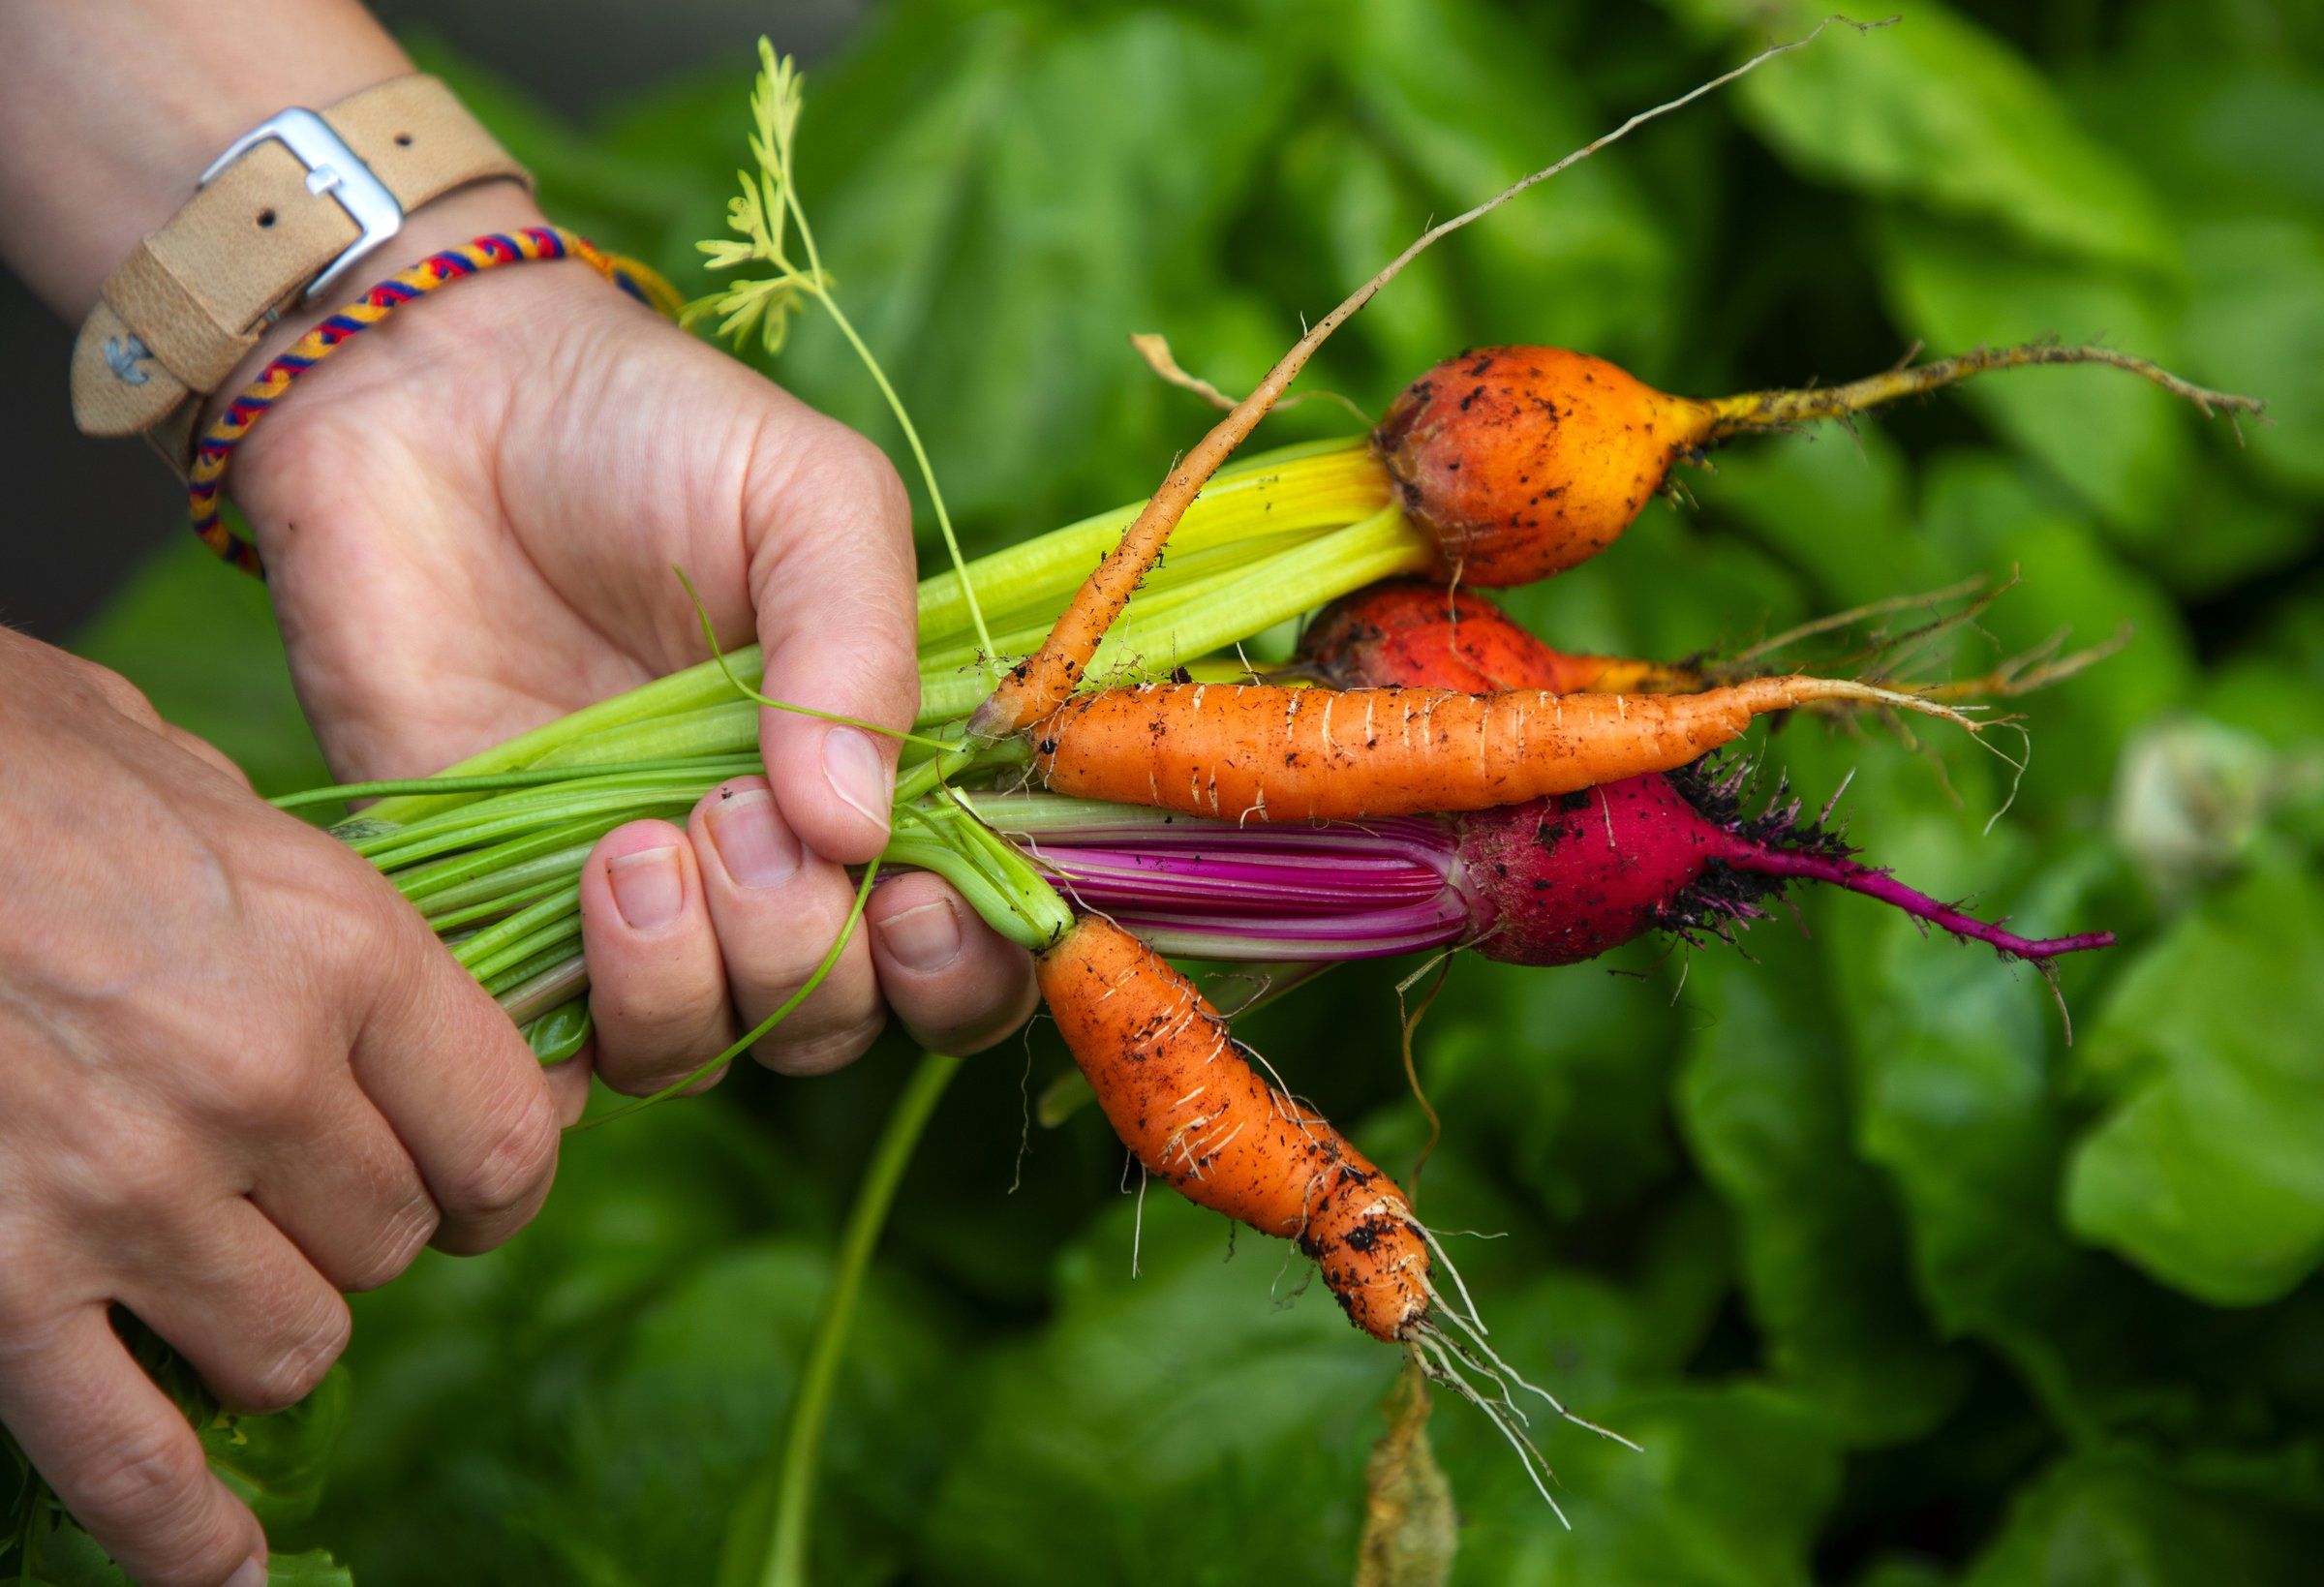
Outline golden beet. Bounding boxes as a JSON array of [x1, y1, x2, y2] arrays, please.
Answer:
[[1372, 346, 1716, 585]]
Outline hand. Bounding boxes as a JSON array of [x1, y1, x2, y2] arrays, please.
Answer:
[[0, 628, 567, 1585], [227, 186, 1038, 1084]]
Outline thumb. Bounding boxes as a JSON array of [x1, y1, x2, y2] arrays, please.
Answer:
[[747, 416, 924, 867]]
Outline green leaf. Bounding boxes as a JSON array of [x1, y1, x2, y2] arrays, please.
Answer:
[[1458, 1385, 1842, 1585], [264, 1553, 357, 1587], [1676, 948, 1972, 1447], [1668, 0, 2176, 269], [202, 1370, 351, 1529], [2181, 216, 2324, 500], [1821, 788, 2194, 1438], [1323, 0, 1682, 366], [922, 1196, 1385, 1585], [1965, 1455, 2324, 1587], [1419, 953, 1688, 1224], [2065, 867, 2324, 1304]]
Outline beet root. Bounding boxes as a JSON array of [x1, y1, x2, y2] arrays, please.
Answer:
[[1372, 340, 2261, 589], [1448, 765, 2116, 969], [1302, 577, 1691, 696], [1372, 346, 1717, 585], [1450, 775, 1730, 965], [1300, 577, 2116, 969]]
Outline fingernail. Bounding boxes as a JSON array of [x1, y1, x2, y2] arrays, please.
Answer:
[[706, 787, 800, 888], [877, 898, 963, 973], [823, 728, 894, 833], [229, 1555, 268, 1587], [607, 846, 684, 930]]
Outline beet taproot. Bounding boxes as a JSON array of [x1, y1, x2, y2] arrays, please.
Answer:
[[1374, 342, 2264, 585]]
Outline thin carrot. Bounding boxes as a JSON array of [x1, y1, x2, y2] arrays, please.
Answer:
[[1038, 914, 1428, 1342], [1036, 914, 1629, 1511], [967, 19, 1865, 743], [1027, 677, 1972, 823]]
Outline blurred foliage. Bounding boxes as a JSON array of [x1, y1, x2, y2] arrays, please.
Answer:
[[35, 0, 2324, 1581]]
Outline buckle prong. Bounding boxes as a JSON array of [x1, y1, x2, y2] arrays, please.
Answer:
[[200, 108, 403, 301]]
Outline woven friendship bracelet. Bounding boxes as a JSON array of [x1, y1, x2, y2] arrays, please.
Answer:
[[188, 225, 684, 576]]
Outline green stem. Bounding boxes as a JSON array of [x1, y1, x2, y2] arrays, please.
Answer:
[[730, 1050, 963, 1587], [813, 291, 997, 674], [269, 757, 756, 812]]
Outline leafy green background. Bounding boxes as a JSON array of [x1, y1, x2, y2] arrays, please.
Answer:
[[41, 0, 2324, 1580]]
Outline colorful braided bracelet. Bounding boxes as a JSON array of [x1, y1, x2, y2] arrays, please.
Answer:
[[188, 225, 685, 577]]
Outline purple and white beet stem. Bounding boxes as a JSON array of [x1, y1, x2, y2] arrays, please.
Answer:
[[967, 793, 1471, 960]]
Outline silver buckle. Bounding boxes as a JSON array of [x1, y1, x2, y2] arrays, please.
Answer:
[[199, 108, 403, 301]]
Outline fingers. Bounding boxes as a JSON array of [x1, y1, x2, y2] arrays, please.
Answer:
[[112, 1200, 350, 1419], [746, 420, 923, 868], [247, 1080, 438, 1293], [348, 900, 561, 1259], [866, 870, 1041, 1055], [540, 1046, 597, 1126], [688, 778, 882, 1075], [580, 785, 1036, 1084], [580, 819, 737, 1094], [0, 1308, 266, 1587]]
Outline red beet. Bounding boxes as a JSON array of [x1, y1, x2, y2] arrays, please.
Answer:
[[1447, 768, 2113, 968], [1303, 578, 1689, 696], [1303, 579, 2116, 969]]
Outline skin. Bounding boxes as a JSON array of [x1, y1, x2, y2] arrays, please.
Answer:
[[0, 4, 1034, 1578], [1036, 917, 1429, 1343], [1027, 676, 1907, 822], [0, 630, 566, 1585]]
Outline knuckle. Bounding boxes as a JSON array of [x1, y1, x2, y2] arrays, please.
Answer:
[[752, 1009, 884, 1077], [182, 1041, 311, 1136], [77, 1137, 192, 1228], [59, 1419, 208, 1531], [241, 1297, 351, 1412], [336, 1195, 441, 1294], [72, 660, 161, 726], [441, 1085, 560, 1225], [819, 424, 909, 509]]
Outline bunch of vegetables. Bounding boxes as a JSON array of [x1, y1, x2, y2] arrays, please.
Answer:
[[237, 24, 2254, 1555], [9, 13, 2288, 1582]]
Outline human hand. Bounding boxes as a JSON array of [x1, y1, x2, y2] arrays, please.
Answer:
[[0, 627, 567, 1585], [227, 187, 1038, 1086]]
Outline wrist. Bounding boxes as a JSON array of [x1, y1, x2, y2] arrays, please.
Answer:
[[0, 0, 412, 320], [199, 180, 554, 439]]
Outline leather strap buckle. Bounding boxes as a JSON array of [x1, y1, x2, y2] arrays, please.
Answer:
[[199, 108, 403, 301]]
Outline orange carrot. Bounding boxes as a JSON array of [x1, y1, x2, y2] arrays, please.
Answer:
[[1038, 914, 1430, 1342], [1027, 676, 1965, 822], [1036, 914, 1630, 1508]]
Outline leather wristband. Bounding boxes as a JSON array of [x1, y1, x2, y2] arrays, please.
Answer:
[[68, 75, 530, 470]]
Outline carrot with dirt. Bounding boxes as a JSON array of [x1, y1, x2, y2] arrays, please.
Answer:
[[1023, 672, 1972, 823], [1036, 911, 1616, 1510], [1374, 342, 2265, 584], [1292, 579, 2114, 969]]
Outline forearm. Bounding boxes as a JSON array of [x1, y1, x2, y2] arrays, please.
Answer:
[[0, 0, 411, 320]]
